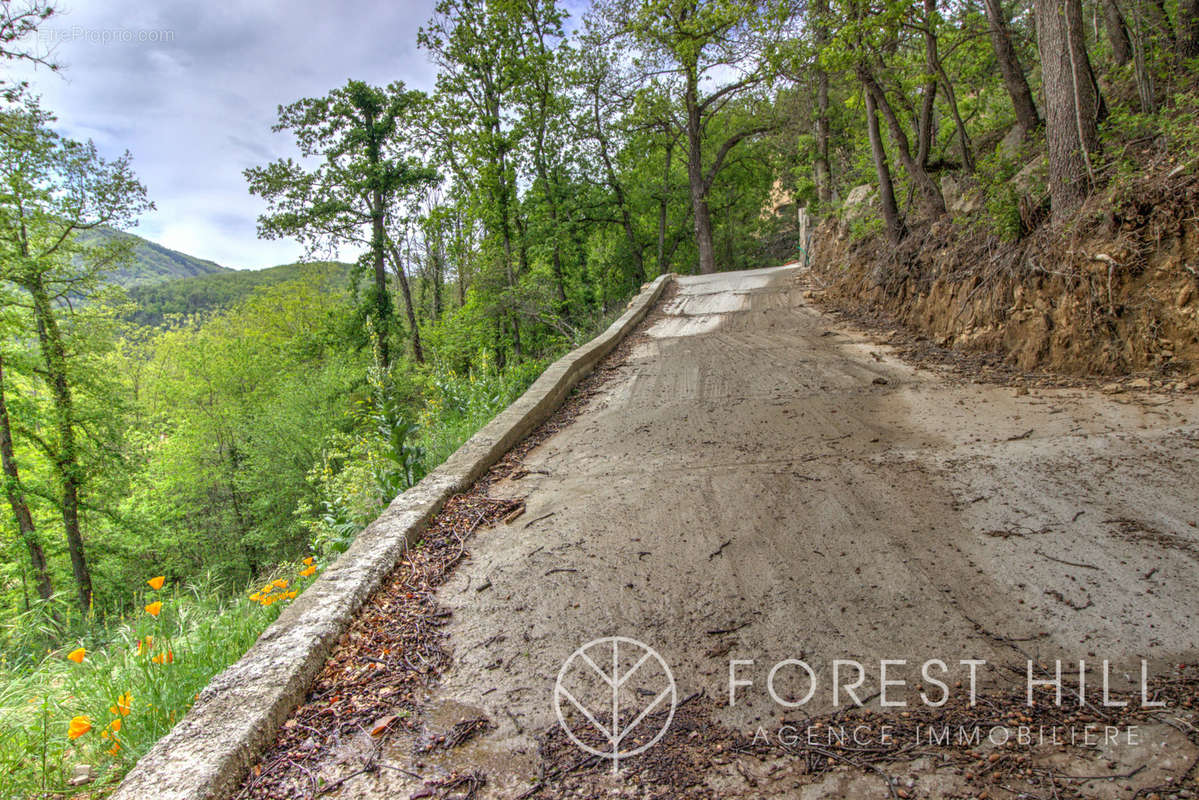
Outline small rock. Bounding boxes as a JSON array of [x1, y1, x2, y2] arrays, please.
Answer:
[[68, 764, 95, 786], [1101, 382, 1125, 394], [1175, 382, 1189, 391], [872, 377, 889, 385], [1129, 377, 1152, 390], [1179, 284, 1194, 308]]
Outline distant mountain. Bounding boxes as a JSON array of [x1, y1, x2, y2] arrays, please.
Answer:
[[127, 260, 353, 326], [76, 227, 232, 288]]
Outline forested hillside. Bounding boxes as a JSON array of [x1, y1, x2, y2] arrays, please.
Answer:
[[0, 0, 1196, 793], [126, 260, 352, 325], [74, 228, 231, 289]]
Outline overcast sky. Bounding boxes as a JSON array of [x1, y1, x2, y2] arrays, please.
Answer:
[[10, 0, 449, 269]]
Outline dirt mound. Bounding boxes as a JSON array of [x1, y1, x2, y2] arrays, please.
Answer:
[[810, 167, 1199, 380]]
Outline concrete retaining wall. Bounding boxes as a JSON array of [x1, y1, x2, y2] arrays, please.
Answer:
[[112, 274, 672, 800]]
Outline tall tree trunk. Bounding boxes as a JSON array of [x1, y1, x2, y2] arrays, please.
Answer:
[[860, 68, 946, 216], [369, 194, 392, 368], [532, 120, 569, 311], [454, 210, 468, 307], [591, 86, 647, 283], [386, 242, 425, 363], [657, 139, 673, 275], [1035, 0, 1102, 222], [26, 275, 91, 612], [684, 67, 718, 275], [983, 0, 1042, 134], [862, 83, 906, 244], [813, 0, 834, 203], [364, 105, 393, 369], [1102, 0, 1134, 63], [923, 0, 977, 174], [917, 0, 940, 168], [0, 354, 52, 603], [431, 223, 444, 319]]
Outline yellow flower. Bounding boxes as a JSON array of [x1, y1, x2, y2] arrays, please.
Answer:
[[144, 601, 162, 617], [260, 584, 273, 595], [302, 556, 314, 566], [67, 647, 85, 664], [299, 565, 316, 577], [272, 579, 289, 590], [147, 575, 165, 590], [249, 592, 262, 602], [67, 716, 92, 740]]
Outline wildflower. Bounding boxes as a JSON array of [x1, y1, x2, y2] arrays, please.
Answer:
[[147, 575, 165, 590], [303, 556, 314, 566], [109, 693, 131, 716], [299, 565, 316, 577], [249, 592, 262, 602], [108, 742, 121, 756], [272, 579, 289, 590], [260, 584, 273, 595], [152, 650, 174, 665], [109, 718, 122, 733], [67, 647, 85, 664], [145, 601, 162, 617], [67, 716, 92, 740]]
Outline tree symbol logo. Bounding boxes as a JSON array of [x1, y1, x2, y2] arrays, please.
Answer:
[[553, 636, 677, 773]]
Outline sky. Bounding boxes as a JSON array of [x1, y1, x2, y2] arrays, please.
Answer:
[[10, 0, 445, 269]]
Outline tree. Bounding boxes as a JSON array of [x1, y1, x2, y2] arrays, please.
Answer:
[[609, 0, 786, 274], [246, 80, 438, 367], [0, 347, 51, 603], [1034, 0, 1101, 222], [982, 0, 1041, 135], [0, 97, 151, 612], [0, 0, 58, 99]]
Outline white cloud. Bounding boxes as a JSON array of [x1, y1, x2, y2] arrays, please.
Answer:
[[12, 0, 439, 269]]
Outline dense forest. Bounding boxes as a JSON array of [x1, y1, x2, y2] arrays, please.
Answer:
[[0, 0, 1196, 792]]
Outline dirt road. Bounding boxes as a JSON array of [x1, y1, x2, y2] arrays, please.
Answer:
[[332, 265, 1199, 798]]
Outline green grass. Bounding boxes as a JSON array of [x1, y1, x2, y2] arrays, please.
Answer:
[[0, 563, 318, 797]]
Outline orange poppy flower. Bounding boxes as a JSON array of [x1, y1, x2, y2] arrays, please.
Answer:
[[302, 556, 314, 566], [67, 716, 92, 740], [109, 718, 122, 732], [147, 575, 165, 590], [272, 579, 289, 590], [107, 742, 120, 756], [67, 647, 85, 664], [299, 565, 316, 577], [144, 601, 162, 617], [110, 692, 132, 717]]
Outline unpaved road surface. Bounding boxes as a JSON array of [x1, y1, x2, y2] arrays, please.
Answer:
[[335, 265, 1199, 798]]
